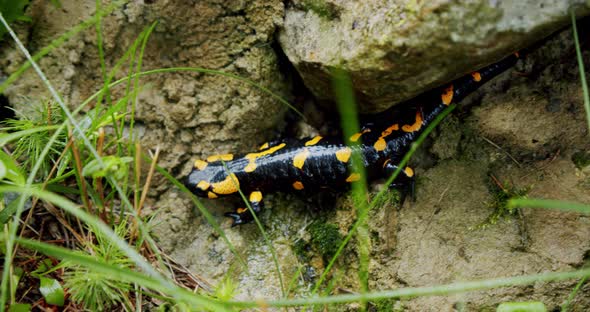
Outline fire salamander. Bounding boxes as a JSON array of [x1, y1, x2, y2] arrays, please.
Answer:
[[185, 52, 520, 226]]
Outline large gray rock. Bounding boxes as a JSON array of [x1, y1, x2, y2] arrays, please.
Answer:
[[279, 0, 590, 112]]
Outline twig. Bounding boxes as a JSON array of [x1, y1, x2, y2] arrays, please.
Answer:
[[481, 136, 522, 167], [69, 131, 92, 213]]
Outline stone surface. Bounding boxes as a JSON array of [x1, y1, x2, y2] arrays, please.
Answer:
[[279, 0, 590, 113]]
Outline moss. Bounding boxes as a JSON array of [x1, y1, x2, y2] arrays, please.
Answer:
[[308, 222, 343, 261], [572, 151, 590, 169], [301, 0, 340, 19], [292, 239, 311, 262], [372, 188, 402, 209], [473, 177, 530, 230], [370, 299, 402, 312]]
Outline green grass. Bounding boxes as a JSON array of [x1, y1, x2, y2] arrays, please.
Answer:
[[0, 0, 30, 40], [0, 100, 66, 178], [330, 67, 370, 302], [572, 9, 590, 131], [0, 4, 590, 311], [63, 220, 135, 310], [472, 177, 530, 230]]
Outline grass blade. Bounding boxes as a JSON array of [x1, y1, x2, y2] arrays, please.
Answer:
[[0, 125, 60, 146], [228, 268, 590, 308], [508, 198, 590, 214], [571, 10, 590, 132], [561, 276, 588, 312], [330, 67, 370, 298]]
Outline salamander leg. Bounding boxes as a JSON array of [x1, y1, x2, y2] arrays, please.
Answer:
[[383, 161, 415, 204], [224, 191, 264, 227]]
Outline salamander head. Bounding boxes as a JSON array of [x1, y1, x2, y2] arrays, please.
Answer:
[[185, 159, 241, 199]]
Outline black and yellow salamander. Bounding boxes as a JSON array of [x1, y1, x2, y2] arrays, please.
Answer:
[[185, 52, 520, 226]]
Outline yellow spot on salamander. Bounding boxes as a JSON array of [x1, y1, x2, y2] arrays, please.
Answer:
[[335, 147, 352, 163], [382, 124, 399, 136], [249, 191, 263, 203], [514, 51, 520, 58], [197, 181, 210, 190], [404, 167, 414, 177], [349, 129, 371, 142], [346, 173, 361, 183], [207, 154, 234, 162], [194, 159, 208, 170], [259, 142, 269, 150], [374, 138, 387, 151], [244, 143, 287, 173], [246, 143, 286, 160], [293, 148, 310, 169], [305, 135, 323, 146], [442, 84, 454, 105], [374, 124, 399, 151], [211, 173, 240, 195], [471, 71, 482, 82], [402, 111, 423, 133], [207, 192, 218, 199], [237, 207, 247, 214], [292, 181, 304, 190], [244, 162, 257, 173]]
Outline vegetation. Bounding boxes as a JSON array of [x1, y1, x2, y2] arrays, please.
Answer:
[[0, 4, 588, 312], [572, 150, 590, 169], [0, 0, 30, 40], [309, 222, 343, 261], [473, 175, 530, 230]]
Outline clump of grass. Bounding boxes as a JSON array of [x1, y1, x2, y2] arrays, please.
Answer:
[[2, 100, 67, 178], [62, 220, 134, 311], [474, 175, 529, 229], [212, 275, 239, 302]]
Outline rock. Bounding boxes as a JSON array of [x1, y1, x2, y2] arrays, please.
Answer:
[[279, 0, 590, 112], [0, 0, 289, 181]]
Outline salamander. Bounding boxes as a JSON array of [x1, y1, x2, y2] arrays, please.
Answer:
[[185, 52, 520, 226]]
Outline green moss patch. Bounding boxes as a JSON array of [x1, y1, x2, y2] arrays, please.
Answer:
[[572, 151, 590, 169], [308, 222, 343, 261]]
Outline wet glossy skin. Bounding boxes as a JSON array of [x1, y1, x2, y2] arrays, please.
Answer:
[[185, 52, 520, 226]]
